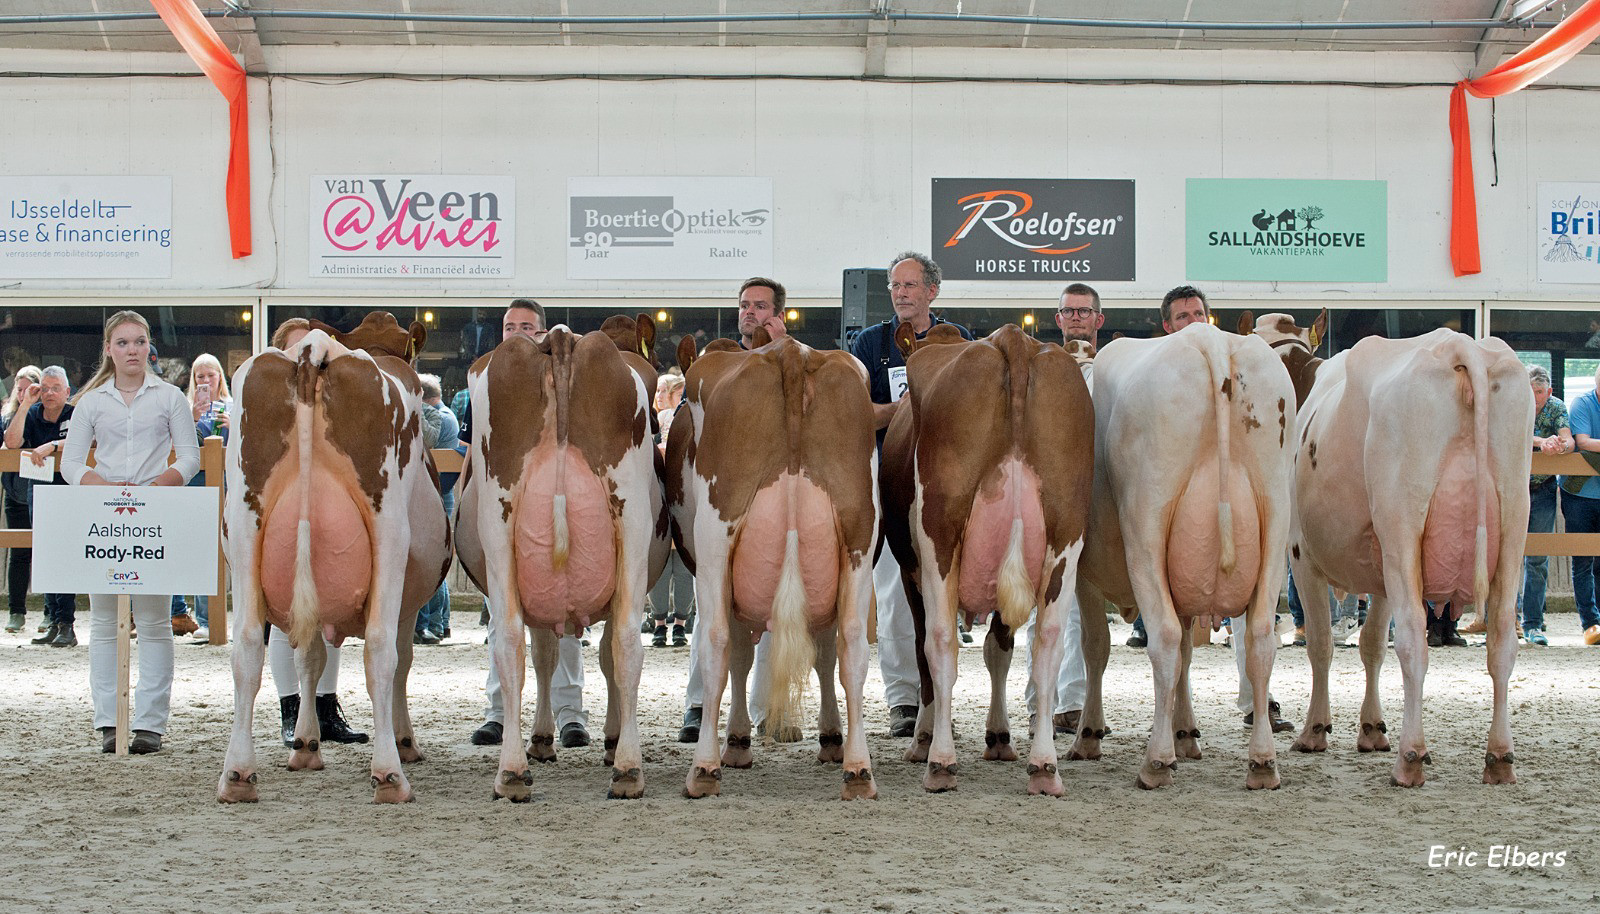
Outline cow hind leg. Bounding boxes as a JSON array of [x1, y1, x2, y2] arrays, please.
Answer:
[[1291, 562, 1335, 753], [904, 567, 933, 764], [918, 563, 962, 793], [1134, 598, 1183, 790], [837, 553, 876, 800], [1356, 595, 1392, 753], [393, 614, 423, 763], [287, 636, 327, 772], [982, 617, 1018, 762], [219, 596, 267, 803], [721, 624, 755, 770], [1483, 580, 1519, 785], [527, 628, 559, 763], [605, 510, 649, 800], [364, 577, 413, 803], [492, 608, 533, 801], [1068, 580, 1110, 762], [686, 536, 733, 798], [1173, 623, 1202, 762], [1243, 599, 1281, 790], [814, 628, 843, 763], [1025, 556, 1075, 797], [1386, 580, 1431, 788]]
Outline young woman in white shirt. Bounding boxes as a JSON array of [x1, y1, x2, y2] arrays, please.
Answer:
[[60, 311, 200, 754]]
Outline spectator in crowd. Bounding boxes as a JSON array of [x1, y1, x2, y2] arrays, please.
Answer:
[[414, 372, 458, 644], [1497, 364, 1570, 646], [2, 366, 79, 645], [170, 353, 232, 639], [1561, 364, 1600, 646], [649, 370, 691, 649], [61, 311, 200, 754], [2, 365, 42, 633]]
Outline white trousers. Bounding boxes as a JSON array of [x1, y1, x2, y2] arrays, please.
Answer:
[[266, 626, 341, 698], [1232, 612, 1279, 714], [89, 593, 173, 734], [483, 624, 586, 729], [874, 549, 920, 710], [1022, 591, 1087, 716]]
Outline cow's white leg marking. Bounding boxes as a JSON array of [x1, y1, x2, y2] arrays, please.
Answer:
[[1067, 577, 1110, 762], [219, 517, 266, 802], [982, 617, 1017, 762], [363, 512, 413, 803], [286, 637, 327, 771], [1025, 543, 1081, 797], [837, 551, 876, 800], [685, 502, 734, 799]]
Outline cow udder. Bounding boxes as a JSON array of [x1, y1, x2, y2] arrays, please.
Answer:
[[260, 468, 373, 637], [731, 473, 840, 633], [514, 449, 617, 629], [1420, 447, 1500, 607], [1166, 465, 1262, 618]]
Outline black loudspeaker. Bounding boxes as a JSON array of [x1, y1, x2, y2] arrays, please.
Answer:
[[841, 267, 890, 349]]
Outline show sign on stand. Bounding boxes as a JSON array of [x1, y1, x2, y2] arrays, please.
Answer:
[[32, 486, 220, 756]]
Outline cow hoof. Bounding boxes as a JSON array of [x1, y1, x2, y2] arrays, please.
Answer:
[[396, 736, 424, 764], [1246, 757, 1281, 790], [1174, 730, 1202, 761], [494, 768, 534, 803], [1026, 762, 1063, 797], [602, 736, 619, 768], [1389, 750, 1430, 788], [1357, 720, 1390, 753], [1136, 759, 1174, 790], [1483, 750, 1517, 785], [217, 768, 260, 803], [841, 767, 877, 801], [816, 731, 844, 764], [983, 730, 1018, 762], [722, 734, 754, 769], [923, 761, 958, 793], [526, 733, 556, 763], [371, 770, 413, 804], [904, 732, 932, 763], [1291, 722, 1331, 753], [286, 744, 324, 772], [608, 766, 644, 799], [1067, 734, 1103, 762], [684, 765, 722, 798]]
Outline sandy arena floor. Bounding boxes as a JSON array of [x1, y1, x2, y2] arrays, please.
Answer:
[[0, 608, 1595, 914]]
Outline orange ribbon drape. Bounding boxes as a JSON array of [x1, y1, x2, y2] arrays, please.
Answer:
[[1451, 1, 1600, 276], [148, 0, 251, 259]]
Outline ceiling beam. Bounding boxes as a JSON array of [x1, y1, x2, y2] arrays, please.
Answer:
[[1472, 0, 1519, 77], [214, 2, 267, 75], [864, 20, 888, 77]]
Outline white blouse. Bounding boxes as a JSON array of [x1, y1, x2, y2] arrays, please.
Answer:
[[61, 374, 201, 487]]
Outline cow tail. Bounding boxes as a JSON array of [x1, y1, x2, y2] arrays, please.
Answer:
[[1211, 341, 1237, 576], [996, 330, 1034, 631], [288, 354, 320, 651], [551, 330, 574, 573], [766, 342, 815, 737], [1463, 344, 1492, 605]]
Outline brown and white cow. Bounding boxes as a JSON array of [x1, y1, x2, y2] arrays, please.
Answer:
[[455, 315, 667, 801], [1285, 327, 1532, 786], [1073, 322, 1296, 789], [218, 312, 450, 803], [665, 335, 879, 800], [880, 322, 1094, 795]]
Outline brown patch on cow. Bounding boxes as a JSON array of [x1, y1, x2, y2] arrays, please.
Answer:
[[1309, 440, 1318, 470], [236, 354, 298, 521], [567, 331, 648, 475], [1221, 376, 1233, 400], [1275, 316, 1298, 336], [1242, 410, 1260, 432], [319, 356, 409, 512], [599, 313, 657, 368], [481, 336, 547, 493], [1042, 557, 1068, 606], [1292, 544, 1301, 560], [330, 312, 425, 362], [1277, 397, 1287, 447]]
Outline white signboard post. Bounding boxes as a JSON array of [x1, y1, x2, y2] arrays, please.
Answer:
[[32, 486, 221, 755], [1537, 182, 1600, 283], [309, 174, 516, 279], [0, 176, 173, 279], [567, 177, 773, 279]]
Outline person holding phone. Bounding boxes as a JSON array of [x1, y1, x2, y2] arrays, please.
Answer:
[[2, 366, 78, 646], [170, 353, 233, 638], [60, 311, 200, 755], [2, 365, 43, 634]]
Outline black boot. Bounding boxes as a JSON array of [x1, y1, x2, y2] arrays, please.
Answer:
[[279, 694, 299, 748], [32, 622, 61, 645], [316, 693, 369, 744]]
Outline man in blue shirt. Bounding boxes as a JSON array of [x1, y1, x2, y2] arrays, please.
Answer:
[[849, 252, 972, 737], [1560, 370, 1600, 646]]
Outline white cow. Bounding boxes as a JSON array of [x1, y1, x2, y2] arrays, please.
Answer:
[[1286, 328, 1532, 786], [1073, 322, 1296, 789]]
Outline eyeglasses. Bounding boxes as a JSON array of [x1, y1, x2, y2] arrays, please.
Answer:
[[887, 281, 924, 292], [1057, 307, 1100, 319]]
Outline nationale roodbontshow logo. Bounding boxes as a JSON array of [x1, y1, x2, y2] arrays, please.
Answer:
[[104, 489, 144, 515], [931, 179, 1136, 281]]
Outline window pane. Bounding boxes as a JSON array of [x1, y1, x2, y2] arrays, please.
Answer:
[[1, 304, 251, 397], [1493, 308, 1599, 404]]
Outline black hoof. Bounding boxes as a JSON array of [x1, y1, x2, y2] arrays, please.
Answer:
[[984, 731, 1011, 747], [727, 734, 752, 750], [818, 732, 844, 748], [1026, 762, 1057, 777]]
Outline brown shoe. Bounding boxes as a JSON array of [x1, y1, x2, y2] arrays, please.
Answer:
[[1585, 624, 1600, 646], [1461, 615, 1488, 635], [171, 613, 198, 636], [1052, 710, 1081, 736]]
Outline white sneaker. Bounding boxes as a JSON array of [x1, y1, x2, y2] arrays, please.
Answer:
[[1334, 617, 1360, 643]]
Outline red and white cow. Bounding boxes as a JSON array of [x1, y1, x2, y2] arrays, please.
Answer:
[[1073, 322, 1296, 789], [455, 315, 668, 800], [665, 335, 879, 800], [880, 322, 1094, 795], [218, 312, 450, 804], [1285, 327, 1532, 786]]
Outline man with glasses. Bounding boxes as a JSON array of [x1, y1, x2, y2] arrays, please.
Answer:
[[849, 251, 972, 737]]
